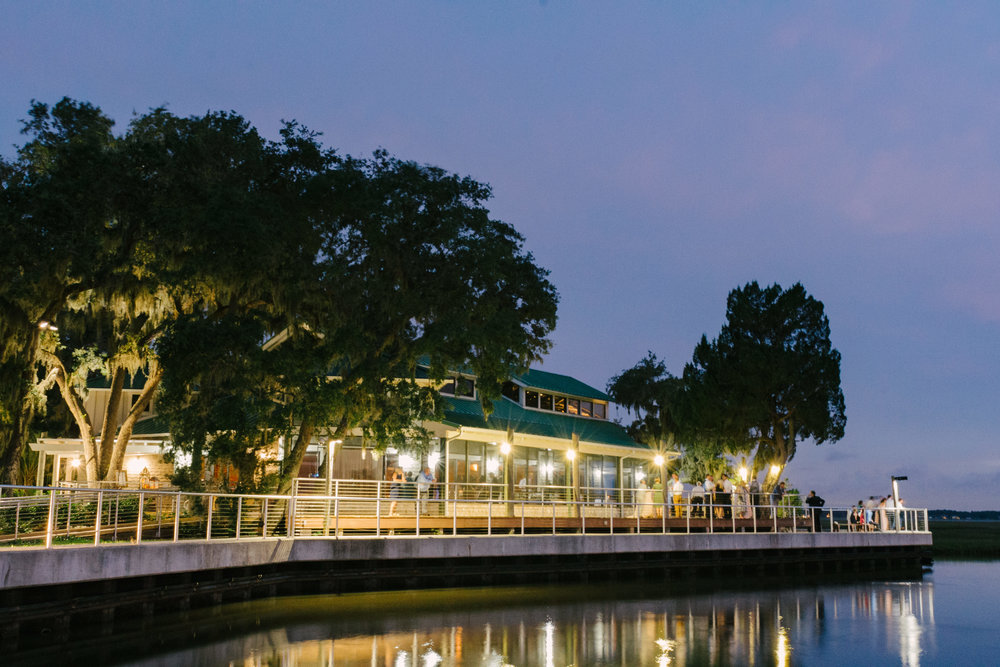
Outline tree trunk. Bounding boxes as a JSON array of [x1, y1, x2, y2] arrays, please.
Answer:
[[275, 418, 316, 495], [103, 365, 163, 481], [97, 366, 126, 477], [50, 361, 100, 482]]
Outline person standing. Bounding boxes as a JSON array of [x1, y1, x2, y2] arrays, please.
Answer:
[[805, 490, 826, 532], [771, 481, 786, 518], [704, 475, 716, 518], [670, 473, 685, 518], [651, 477, 664, 518], [718, 473, 733, 519], [416, 466, 435, 515]]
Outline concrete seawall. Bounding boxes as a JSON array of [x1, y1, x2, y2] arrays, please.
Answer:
[[0, 532, 932, 650]]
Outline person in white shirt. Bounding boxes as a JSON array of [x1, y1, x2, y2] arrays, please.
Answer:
[[670, 473, 685, 518]]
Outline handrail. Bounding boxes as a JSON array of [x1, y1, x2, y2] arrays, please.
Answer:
[[0, 483, 930, 548]]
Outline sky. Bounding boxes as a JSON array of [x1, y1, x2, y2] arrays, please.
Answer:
[[2, 2, 998, 510]]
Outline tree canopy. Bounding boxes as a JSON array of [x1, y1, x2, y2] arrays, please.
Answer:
[[611, 282, 846, 490], [0, 98, 558, 490]]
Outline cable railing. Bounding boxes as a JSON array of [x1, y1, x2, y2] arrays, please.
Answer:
[[0, 483, 930, 548]]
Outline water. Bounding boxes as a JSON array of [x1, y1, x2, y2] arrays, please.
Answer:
[[43, 562, 1000, 666]]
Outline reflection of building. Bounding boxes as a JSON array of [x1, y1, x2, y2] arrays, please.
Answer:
[[127, 578, 935, 666]]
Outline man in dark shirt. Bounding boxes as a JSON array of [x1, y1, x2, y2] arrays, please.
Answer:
[[805, 490, 826, 532]]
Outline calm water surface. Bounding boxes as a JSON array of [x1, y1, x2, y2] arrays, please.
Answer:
[[102, 561, 998, 666]]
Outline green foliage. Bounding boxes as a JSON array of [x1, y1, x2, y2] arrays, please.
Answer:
[[607, 352, 683, 452], [682, 282, 846, 488]]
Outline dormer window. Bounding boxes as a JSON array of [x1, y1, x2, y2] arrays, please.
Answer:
[[440, 376, 475, 399], [501, 381, 520, 403], [522, 389, 607, 419]]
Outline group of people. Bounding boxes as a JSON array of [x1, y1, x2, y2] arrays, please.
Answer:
[[387, 466, 437, 515], [849, 494, 905, 531], [635, 473, 794, 520]]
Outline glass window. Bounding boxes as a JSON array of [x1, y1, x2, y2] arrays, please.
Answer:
[[501, 381, 520, 403], [456, 377, 475, 398], [593, 402, 606, 419], [449, 440, 467, 483], [567, 399, 579, 415], [580, 401, 592, 417], [553, 395, 566, 413], [540, 393, 553, 410], [467, 441, 483, 483], [439, 378, 456, 395], [525, 390, 539, 408]]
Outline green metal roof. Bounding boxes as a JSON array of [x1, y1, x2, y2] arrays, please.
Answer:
[[511, 368, 609, 402], [132, 415, 169, 437], [441, 396, 641, 450], [85, 371, 149, 391]]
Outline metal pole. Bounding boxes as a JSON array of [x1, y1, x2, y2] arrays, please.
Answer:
[[45, 489, 56, 549], [174, 493, 181, 542], [136, 492, 145, 544], [236, 496, 243, 539], [94, 490, 103, 546], [206, 496, 213, 540]]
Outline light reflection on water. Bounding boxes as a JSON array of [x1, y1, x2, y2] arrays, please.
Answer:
[[105, 562, 1000, 666]]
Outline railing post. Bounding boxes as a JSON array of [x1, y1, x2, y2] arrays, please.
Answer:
[[66, 489, 73, 537], [136, 492, 145, 544], [521, 500, 525, 535], [174, 493, 181, 542], [14, 499, 21, 541], [236, 496, 243, 539], [452, 498, 457, 536], [287, 496, 295, 538], [334, 486, 340, 538], [262, 498, 269, 538], [376, 495, 381, 537], [487, 497, 491, 536], [206, 496, 213, 540], [94, 490, 103, 546], [45, 489, 56, 549], [552, 499, 556, 535]]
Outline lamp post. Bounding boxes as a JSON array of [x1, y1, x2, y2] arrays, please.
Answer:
[[891, 475, 908, 531]]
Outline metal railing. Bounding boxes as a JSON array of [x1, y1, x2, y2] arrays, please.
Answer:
[[0, 483, 930, 548]]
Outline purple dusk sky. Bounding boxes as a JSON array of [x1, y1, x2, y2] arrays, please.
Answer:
[[3, 3, 998, 510]]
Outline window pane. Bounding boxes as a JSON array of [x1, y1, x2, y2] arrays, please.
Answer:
[[501, 381, 520, 403], [440, 379, 456, 396], [593, 402, 606, 419], [525, 390, 539, 408], [540, 393, 553, 410], [553, 395, 566, 412], [456, 377, 475, 398], [567, 399, 579, 415], [580, 401, 592, 417]]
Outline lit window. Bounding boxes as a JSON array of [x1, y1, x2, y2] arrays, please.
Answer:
[[540, 393, 553, 411], [593, 402, 606, 419], [554, 395, 566, 413], [580, 401, 592, 417], [525, 390, 539, 408], [567, 399, 579, 415]]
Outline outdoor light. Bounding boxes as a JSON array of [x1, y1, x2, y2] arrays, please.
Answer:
[[653, 454, 665, 467], [566, 449, 577, 461], [486, 458, 500, 475], [738, 466, 748, 482], [770, 464, 781, 477], [636, 471, 646, 482], [428, 451, 440, 469], [398, 453, 416, 470], [500, 441, 512, 456], [38, 321, 58, 331], [70, 459, 80, 468]]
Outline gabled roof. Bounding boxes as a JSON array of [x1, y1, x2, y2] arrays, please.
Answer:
[[511, 368, 609, 402], [441, 396, 639, 450]]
